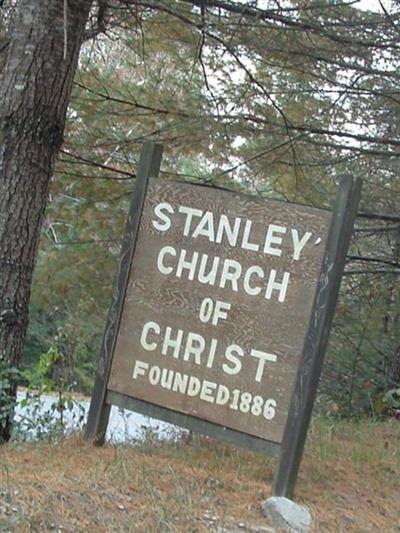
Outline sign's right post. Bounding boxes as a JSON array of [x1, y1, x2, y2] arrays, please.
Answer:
[[273, 175, 362, 499]]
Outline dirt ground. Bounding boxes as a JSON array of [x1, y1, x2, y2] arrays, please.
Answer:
[[1, 417, 399, 532]]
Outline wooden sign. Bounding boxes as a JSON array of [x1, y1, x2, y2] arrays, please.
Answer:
[[86, 143, 361, 499], [107, 179, 331, 444]]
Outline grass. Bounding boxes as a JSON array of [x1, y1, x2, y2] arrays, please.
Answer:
[[0, 416, 399, 532]]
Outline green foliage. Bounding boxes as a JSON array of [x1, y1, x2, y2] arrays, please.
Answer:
[[321, 271, 400, 416], [383, 388, 400, 410], [15, 338, 86, 441], [23, 306, 55, 368], [0, 358, 19, 434], [24, 318, 97, 395], [14, 388, 86, 442], [25, 340, 65, 393], [20, 0, 400, 419]]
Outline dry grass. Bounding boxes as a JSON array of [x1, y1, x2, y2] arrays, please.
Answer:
[[1, 417, 399, 532]]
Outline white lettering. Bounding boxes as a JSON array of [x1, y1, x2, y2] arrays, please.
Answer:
[[187, 376, 201, 396], [160, 368, 174, 389], [291, 229, 312, 260], [198, 254, 219, 285], [241, 220, 259, 251], [176, 249, 199, 280], [162, 327, 183, 358], [265, 270, 290, 303], [192, 211, 215, 241], [243, 265, 264, 296], [132, 360, 148, 380], [212, 300, 231, 326], [149, 365, 161, 385], [206, 338, 218, 368], [264, 224, 287, 256], [140, 321, 160, 351], [200, 380, 216, 403], [220, 259, 242, 291], [179, 206, 203, 236], [215, 384, 230, 405], [152, 202, 174, 232], [199, 297, 214, 323], [223, 344, 244, 375], [183, 332, 205, 364], [172, 372, 189, 394], [215, 215, 241, 247], [250, 350, 278, 382], [157, 245, 176, 275]]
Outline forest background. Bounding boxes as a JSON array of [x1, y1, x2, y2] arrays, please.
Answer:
[[0, 0, 399, 426]]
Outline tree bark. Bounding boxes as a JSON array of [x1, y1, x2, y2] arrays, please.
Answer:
[[0, 0, 93, 442], [388, 227, 400, 388], [390, 345, 400, 387]]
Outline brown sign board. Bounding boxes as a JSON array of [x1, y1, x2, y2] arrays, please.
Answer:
[[86, 143, 362, 499], [107, 179, 332, 444]]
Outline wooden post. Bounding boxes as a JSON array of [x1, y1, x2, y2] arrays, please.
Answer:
[[84, 142, 163, 444], [272, 175, 362, 498]]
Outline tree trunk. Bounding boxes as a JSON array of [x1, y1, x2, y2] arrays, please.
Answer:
[[0, 0, 92, 442], [390, 345, 400, 387], [388, 227, 400, 388]]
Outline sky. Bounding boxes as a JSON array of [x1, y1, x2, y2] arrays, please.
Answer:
[[357, 0, 392, 11], [254, 0, 394, 13]]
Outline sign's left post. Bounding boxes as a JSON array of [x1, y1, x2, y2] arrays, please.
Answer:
[[85, 142, 164, 445]]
